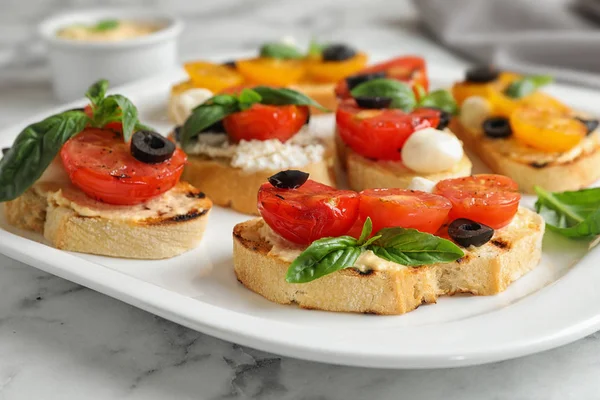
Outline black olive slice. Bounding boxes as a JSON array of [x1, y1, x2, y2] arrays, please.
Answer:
[[465, 65, 499, 84], [1, 147, 9, 156], [202, 120, 226, 134], [354, 96, 392, 109], [222, 60, 236, 69], [322, 44, 357, 62], [131, 130, 176, 164], [268, 170, 309, 189], [575, 117, 599, 135], [346, 71, 387, 91], [173, 125, 182, 142], [482, 117, 512, 138], [448, 218, 494, 248]]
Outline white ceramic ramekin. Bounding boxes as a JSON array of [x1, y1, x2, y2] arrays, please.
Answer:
[[39, 9, 183, 101]]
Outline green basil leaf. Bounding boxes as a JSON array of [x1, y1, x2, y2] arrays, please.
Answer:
[[259, 42, 304, 60], [0, 111, 89, 202], [208, 94, 239, 107], [418, 89, 459, 115], [238, 88, 262, 111], [369, 227, 464, 266], [350, 79, 416, 112], [252, 86, 329, 111], [357, 217, 373, 245], [97, 94, 140, 142], [286, 236, 359, 283], [534, 185, 600, 238], [504, 75, 553, 99], [85, 79, 108, 107], [94, 19, 119, 31], [181, 103, 239, 150]]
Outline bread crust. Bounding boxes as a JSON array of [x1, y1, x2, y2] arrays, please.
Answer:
[[182, 152, 336, 215], [450, 119, 600, 193], [288, 82, 337, 114], [4, 182, 211, 259], [233, 210, 544, 315]]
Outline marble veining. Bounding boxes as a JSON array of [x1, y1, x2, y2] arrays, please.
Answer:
[[1, 0, 600, 399]]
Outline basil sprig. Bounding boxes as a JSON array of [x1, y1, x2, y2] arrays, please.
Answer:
[[535, 185, 600, 238], [504, 75, 553, 99], [0, 79, 146, 202], [181, 86, 328, 150], [286, 218, 464, 283], [259, 42, 304, 60], [350, 78, 458, 114]]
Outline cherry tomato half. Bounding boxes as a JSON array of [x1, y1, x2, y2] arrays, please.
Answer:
[[258, 180, 360, 245], [60, 128, 186, 205], [335, 99, 440, 160], [224, 103, 309, 143], [335, 56, 429, 99], [358, 189, 452, 234], [434, 174, 520, 229]]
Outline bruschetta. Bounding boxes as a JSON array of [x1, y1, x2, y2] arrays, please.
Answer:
[[451, 66, 600, 193], [168, 41, 368, 123], [1, 80, 212, 259], [175, 86, 335, 215], [233, 171, 544, 315], [334, 78, 472, 190]]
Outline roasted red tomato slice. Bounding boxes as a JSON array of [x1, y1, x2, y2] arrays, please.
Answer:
[[434, 174, 521, 229], [335, 56, 429, 99], [60, 128, 187, 205], [224, 103, 309, 143], [84, 104, 123, 133], [258, 180, 360, 245], [358, 188, 452, 234], [335, 99, 439, 160]]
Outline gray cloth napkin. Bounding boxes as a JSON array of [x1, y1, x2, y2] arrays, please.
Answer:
[[414, 0, 600, 88]]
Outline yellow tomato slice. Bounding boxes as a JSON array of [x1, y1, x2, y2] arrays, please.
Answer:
[[184, 61, 244, 92], [488, 89, 519, 117], [520, 92, 571, 114], [510, 106, 586, 152], [171, 80, 196, 95], [305, 52, 368, 83], [236, 58, 306, 86]]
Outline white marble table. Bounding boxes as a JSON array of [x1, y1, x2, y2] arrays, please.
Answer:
[[1, 1, 600, 398]]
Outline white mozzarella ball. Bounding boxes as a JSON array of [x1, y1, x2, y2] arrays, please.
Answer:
[[460, 96, 492, 131], [407, 177, 437, 193], [401, 128, 464, 174], [169, 88, 214, 125]]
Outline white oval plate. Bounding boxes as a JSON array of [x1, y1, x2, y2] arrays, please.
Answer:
[[1, 57, 599, 369]]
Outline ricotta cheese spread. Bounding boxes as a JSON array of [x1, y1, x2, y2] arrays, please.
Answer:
[[169, 88, 214, 126], [184, 125, 326, 173]]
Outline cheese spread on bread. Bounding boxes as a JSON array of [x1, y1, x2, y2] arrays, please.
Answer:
[[258, 207, 539, 272], [183, 126, 326, 173], [46, 184, 205, 222]]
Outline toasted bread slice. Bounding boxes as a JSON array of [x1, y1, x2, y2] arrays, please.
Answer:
[[233, 208, 544, 315], [4, 181, 212, 259], [182, 152, 335, 215], [450, 118, 600, 193], [345, 145, 472, 191]]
